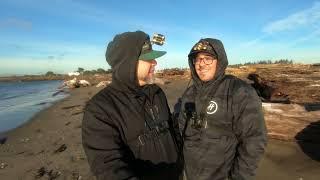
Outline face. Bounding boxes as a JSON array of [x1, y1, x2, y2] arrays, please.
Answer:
[[136, 59, 157, 86], [194, 52, 217, 82]]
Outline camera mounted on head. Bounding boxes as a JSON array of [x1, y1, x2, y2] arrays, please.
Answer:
[[151, 33, 165, 46]]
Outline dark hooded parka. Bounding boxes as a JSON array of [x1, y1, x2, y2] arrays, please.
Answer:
[[82, 31, 181, 180], [174, 38, 267, 180]]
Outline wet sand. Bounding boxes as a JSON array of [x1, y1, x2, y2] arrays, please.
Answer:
[[0, 79, 319, 180]]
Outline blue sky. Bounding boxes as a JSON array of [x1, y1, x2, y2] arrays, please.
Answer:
[[0, 0, 319, 75]]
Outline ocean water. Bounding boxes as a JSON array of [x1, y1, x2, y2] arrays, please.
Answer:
[[0, 80, 68, 133]]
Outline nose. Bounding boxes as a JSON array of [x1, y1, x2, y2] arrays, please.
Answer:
[[198, 60, 206, 67], [151, 59, 157, 66]]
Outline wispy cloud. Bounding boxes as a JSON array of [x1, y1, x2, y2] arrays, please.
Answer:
[[290, 27, 320, 45], [240, 34, 269, 48], [263, 1, 320, 34], [3, 0, 207, 41], [0, 17, 32, 30], [47, 56, 55, 60], [0, 54, 106, 75], [240, 2, 320, 50], [46, 53, 66, 61], [0, 38, 104, 68]]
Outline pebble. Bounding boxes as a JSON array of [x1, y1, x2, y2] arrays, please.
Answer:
[[20, 138, 30, 143], [0, 162, 8, 169]]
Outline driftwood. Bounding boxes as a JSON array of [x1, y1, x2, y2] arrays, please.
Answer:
[[247, 73, 290, 103], [61, 78, 80, 89], [79, 80, 91, 87], [61, 105, 82, 110], [60, 78, 91, 89], [54, 144, 67, 153], [263, 103, 320, 142]]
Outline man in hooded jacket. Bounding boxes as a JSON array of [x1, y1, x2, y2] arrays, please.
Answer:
[[82, 31, 181, 180], [174, 39, 267, 180]]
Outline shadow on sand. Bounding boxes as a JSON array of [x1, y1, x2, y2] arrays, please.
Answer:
[[295, 120, 320, 161]]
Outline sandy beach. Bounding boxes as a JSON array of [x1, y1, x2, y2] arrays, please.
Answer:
[[0, 79, 319, 180]]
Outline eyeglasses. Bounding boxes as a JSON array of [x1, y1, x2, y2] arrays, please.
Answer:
[[193, 56, 216, 65]]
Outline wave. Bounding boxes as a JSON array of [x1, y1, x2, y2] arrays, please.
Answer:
[[0, 94, 27, 101]]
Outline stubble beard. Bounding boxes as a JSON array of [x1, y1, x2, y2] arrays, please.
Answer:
[[145, 73, 155, 84], [145, 65, 156, 84]]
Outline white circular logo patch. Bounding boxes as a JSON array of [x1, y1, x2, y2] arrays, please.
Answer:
[[206, 100, 218, 114]]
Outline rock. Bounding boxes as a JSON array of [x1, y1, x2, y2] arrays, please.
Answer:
[[20, 138, 30, 143], [96, 80, 111, 87], [0, 136, 7, 145], [0, 162, 8, 169]]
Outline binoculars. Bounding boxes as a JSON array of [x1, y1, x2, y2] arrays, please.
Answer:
[[184, 102, 208, 130], [155, 120, 169, 134], [190, 113, 207, 130]]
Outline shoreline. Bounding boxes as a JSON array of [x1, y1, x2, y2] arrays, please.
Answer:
[[2, 87, 93, 138], [0, 76, 65, 83], [0, 86, 102, 179], [0, 81, 70, 135], [0, 81, 319, 179], [1, 92, 71, 136]]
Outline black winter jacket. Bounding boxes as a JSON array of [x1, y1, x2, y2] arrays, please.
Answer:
[[174, 38, 267, 180], [82, 31, 181, 180]]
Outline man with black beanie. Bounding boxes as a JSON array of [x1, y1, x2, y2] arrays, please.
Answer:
[[82, 31, 182, 180]]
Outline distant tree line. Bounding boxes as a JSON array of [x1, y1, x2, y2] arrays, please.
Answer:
[[44, 67, 112, 76], [229, 59, 294, 68], [45, 71, 56, 76], [81, 68, 112, 75], [160, 68, 188, 76]]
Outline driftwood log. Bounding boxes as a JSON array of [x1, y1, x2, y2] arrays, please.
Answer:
[[263, 103, 320, 141], [247, 73, 290, 103]]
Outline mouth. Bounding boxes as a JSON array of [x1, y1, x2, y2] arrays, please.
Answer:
[[198, 69, 209, 74]]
